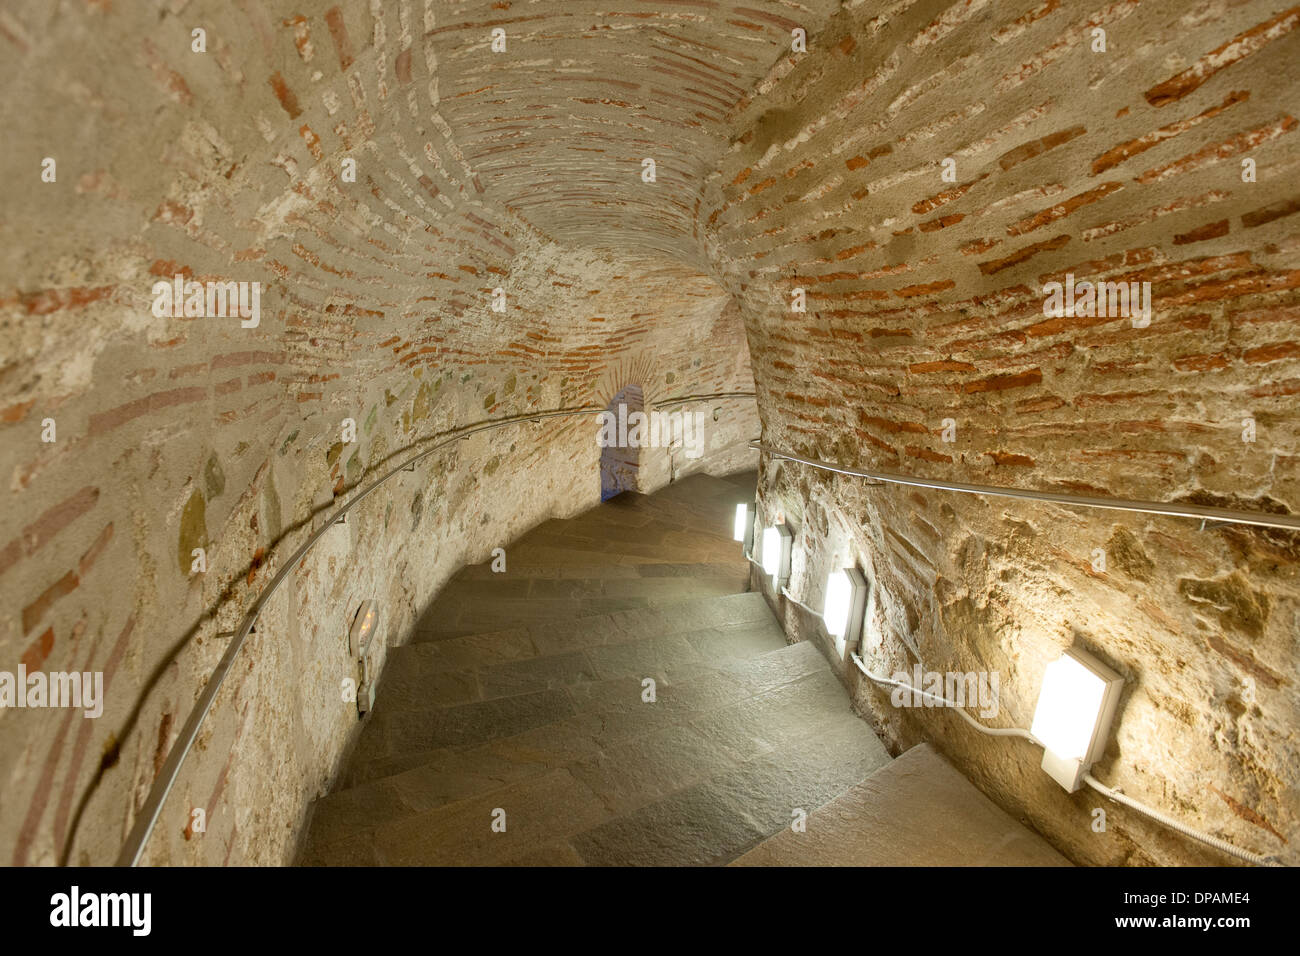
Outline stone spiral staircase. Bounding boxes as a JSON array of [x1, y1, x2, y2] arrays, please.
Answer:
[[298, 471, 1068, 866]]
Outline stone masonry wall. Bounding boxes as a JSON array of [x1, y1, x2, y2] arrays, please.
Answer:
[[710, 0, 1300, 865], [4, 0, 1298, 871], [0, 2, 757, 865]]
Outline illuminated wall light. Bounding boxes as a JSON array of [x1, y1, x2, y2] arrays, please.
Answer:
[[1030, 647, 1124, 792], [348, 601, 378, 655], [823, 567, 869, 660], [761, 524, 793, 584], [349, 601, 380, 716], [733, 502, 755, 555]]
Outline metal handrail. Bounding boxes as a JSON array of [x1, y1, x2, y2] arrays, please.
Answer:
[[751, 440, 1300, 531], [116, 391, 756, 866], [654, 391, 757, 410]]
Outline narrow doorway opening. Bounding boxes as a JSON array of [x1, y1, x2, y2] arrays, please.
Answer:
[[599, 384, 644, 500]]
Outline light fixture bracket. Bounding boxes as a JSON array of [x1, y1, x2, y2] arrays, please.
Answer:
[[1032, 646, 1124, 793]]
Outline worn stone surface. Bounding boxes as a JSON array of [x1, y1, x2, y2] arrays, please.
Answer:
[[732, 744, 1072, 867], [300, 471, 899, 864], [2, 0, 1297, 868], [300, 472, 1073, 866]]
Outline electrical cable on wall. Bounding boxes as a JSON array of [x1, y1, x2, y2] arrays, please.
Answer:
[[750, 523, 1286, 867], [845, 651, 1282, 868]]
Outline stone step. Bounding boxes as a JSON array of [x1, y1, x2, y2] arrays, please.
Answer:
[[453, 560, 746, 582], [353, 617, 793, 774], [299, 642, 878, 864], [337, 637, 823, 793], [714, 470, 759, 490], [541, 475, 753, 537], [525, 500, 740, 543], [412, 582, 751, 641], [507, 531, 740, 565], [566, 710, 887, 867], [383, 618, 785, 714], [425, 570, 746, 608], [648, 471, 754, 501], [305, 641, 829, 850], [518, 505, 736, 541], [729, 743, 1072, 867], [485, 543, 706, 568], [402, 590, 771, 659], [513, 528, 741, 562], [639, 486, 755, 523], [597, 485, 753, 534]]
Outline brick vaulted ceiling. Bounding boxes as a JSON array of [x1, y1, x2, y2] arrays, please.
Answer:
[[423, 1, 842, 260], [0, 1, 848, 400], [2, 0, 1300, 867]]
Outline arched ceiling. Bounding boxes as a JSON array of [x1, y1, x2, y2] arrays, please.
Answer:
[[425, 1, 841, 261]]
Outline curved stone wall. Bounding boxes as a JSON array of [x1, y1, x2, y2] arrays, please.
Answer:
[[2, 0, 1296, 868], [706, 0, 1300, 865], [0, 1, 758, 865]]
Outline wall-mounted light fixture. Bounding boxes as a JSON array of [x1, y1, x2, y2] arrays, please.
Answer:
[[761, 524, 793, 585], [349, 601, 378, 656], [824, 567, 869, 660], [734, 502, 755, 553], [349, 601, 380, 716], [1030, 647, 1124, 792]]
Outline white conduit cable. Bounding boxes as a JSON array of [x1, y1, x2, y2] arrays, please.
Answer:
[[1081, 773, 1283, 867], [747, 523, 1285, 866], [842, 649, 1280, 866], [778, 585, 821, 617], [847, 651, 1041, 744], [777, 576, 1040, 743]]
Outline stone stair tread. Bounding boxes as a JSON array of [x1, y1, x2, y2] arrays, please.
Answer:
[[489, 543, 712, 567], [404, 590, 771, 652], [353, 631, 810, 775], [368, 768, 614, 866], [515, 520, 737, 546], [385, 614, 786, 713], [729, 743, 1072, 867], [317, 642, 830, 829], [453, 560, 747, 581], [715, 470, 759, 489], [435, 569, 745, 591], [303, 651, 877, 865], [508, 537, 740, 564], [524, 507, 741, 543], [413, 591, 746, 640], [424, 574, 744, 608], [566, 712, 887, 866]]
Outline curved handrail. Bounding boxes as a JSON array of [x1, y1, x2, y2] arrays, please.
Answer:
[[751, 440, 1300, 531], [653, 391, 757, 410], [116, 391, 757, 866]]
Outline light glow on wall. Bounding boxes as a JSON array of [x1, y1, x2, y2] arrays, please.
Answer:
[[349, 601, 379, 656], [761, 524, 792, 583], [734, 503, 751, 542], [824, 567, 869, 660], [761, 527, 780, 575], [823, 569, 854, 637], [1031, 647, 1124, 792]]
